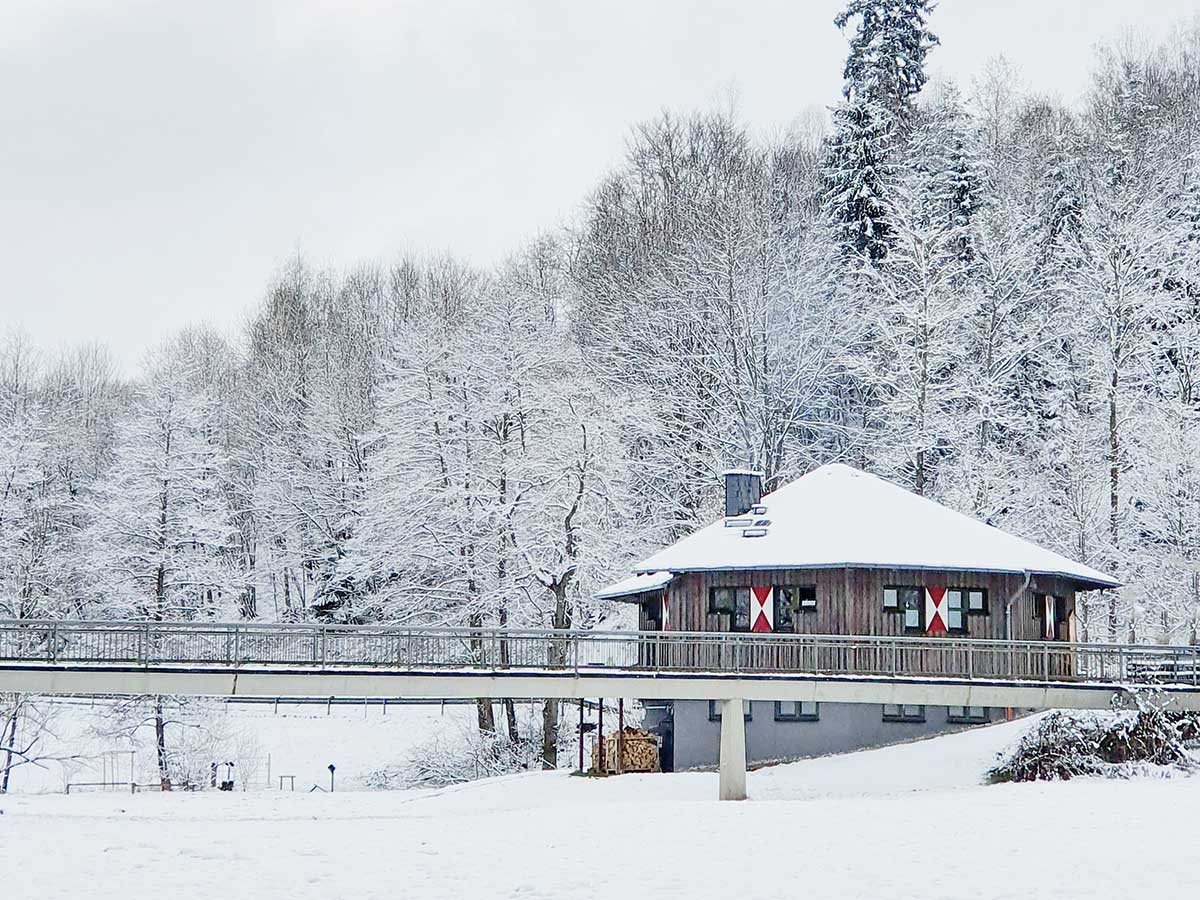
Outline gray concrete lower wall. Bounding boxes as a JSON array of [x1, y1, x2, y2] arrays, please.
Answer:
[[651, 700, 996, 771]]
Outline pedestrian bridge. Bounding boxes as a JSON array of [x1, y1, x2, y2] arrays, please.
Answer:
[[2, 619, 1198, 712], [7, 619, 1199, 800]]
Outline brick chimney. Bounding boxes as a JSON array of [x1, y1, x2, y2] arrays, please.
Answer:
[[723, 469, 763, 517]]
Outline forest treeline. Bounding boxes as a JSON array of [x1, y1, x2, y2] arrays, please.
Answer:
[[4, 6, 1200, 708]]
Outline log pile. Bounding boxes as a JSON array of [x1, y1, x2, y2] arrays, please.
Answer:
[[591, 726, 660, 774]]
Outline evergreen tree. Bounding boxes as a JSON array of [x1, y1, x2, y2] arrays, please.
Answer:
[[824, 98, 897, 261], [907, 84, 987, 268], [825, 0, 939, 262], [834, 0, 939, 119]]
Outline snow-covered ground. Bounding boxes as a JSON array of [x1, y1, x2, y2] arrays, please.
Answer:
[[5, 714, 1198, 899], [7, 698, 479, 793]]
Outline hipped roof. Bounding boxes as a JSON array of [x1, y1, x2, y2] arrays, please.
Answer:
[[624, 464, 1118, 591]]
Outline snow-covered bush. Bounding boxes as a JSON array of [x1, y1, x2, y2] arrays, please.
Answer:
[[990, 695, 1198, 783], [364, 723, 544, 790]]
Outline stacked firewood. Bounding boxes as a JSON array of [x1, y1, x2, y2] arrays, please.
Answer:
[[591, 726, 660, 774]]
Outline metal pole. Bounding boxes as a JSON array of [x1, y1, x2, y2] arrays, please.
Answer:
[[617, 698, 625, 775], [577, 699, 584, 772], [597, 699, 604, 775]]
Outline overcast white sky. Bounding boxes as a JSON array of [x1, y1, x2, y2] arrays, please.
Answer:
[[2, 0, 1197, 370]]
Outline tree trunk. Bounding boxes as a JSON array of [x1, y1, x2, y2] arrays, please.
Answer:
[[542, 584, 573, 768], [496, 608, 519, 743], [468, 612, 496, 735], [0, 704, 18, 794], [541, 698, 559, 770], [503, 700, 519, 744], [475, 699, 496, 735], [1108, 377, 1119, 641], [154, 696, 171, 791]]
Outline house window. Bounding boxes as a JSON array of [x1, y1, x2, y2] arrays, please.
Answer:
[[774, 585, 816, 632], [968, 589, 988, 614], [946, 590, 966, 632], [947, 706, 988, 724], [709, 700, 752, 721], [709, 587, 751, 631], [882, 704, 926, 723], [883, 586, 923, 631], [1035, 594, 1068, 640], [774, 701, 819, 722]]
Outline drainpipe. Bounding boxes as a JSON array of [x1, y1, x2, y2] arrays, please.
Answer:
[[1005, 570, 1033, 642]]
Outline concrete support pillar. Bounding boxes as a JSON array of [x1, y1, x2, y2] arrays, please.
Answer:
[[718, 697, 747, 801]]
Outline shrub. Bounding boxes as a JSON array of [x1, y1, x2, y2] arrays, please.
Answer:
[[989, 693, 1198, 784], [364, 723, 543, 789]]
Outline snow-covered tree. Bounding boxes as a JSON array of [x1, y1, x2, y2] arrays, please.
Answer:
[[834, 0, 940, 118], [84, 347, 237, 620], [824, 0, 940, 262], [854, 176, 971, 494]]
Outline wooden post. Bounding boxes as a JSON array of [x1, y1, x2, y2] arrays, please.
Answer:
[[577, 699, 584, 772]]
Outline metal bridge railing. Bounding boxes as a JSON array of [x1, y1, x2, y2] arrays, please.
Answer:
[[1, 619, 1199, 686]]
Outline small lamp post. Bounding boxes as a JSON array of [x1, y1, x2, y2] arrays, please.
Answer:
[[328, 763, 336, 793]]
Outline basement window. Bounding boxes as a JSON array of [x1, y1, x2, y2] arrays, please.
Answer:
[[774, 701, 819, 722], [882, 704, 926, 723], [709, 700, 752, 722], [947, 706, 988, 724]]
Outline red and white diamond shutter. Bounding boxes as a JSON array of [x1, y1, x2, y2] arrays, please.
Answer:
[[750, 586, 773, 633], [661, 591, 670, 632], [925, 587, 948, 635], [1043, 595, 1056, 640]]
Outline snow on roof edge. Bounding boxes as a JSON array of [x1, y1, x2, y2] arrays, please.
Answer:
[[630, 560, 1120, 590], [595, 570, 674, 601]]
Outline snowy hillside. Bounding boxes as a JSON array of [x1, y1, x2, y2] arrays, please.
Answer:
[[6, 714, 1199, 900]]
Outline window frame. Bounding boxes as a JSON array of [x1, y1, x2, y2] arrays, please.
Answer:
[[883, 585, 925, 633], [709, 699, 752, 722], [774, 700, 819, 722], [773, 585, 816, 633], [1034, 594, 1069, 640], [945, 589, 967, 634], [708, 586, 751, 632], [947, 706, 988, 724], [967, 588, 989, 616], [886, 585, 989, 634], [882, 703, 926, 723]]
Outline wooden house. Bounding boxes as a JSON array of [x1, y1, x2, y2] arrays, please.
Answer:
[[597, 464, 1119, 770]]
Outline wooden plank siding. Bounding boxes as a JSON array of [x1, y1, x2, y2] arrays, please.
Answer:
[[655, 567, 1078, 643]]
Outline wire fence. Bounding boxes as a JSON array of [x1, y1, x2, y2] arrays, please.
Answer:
[[1, 619, 1199, 686]]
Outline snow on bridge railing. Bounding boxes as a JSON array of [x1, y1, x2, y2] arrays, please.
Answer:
[[0, 619, 1199, 687]]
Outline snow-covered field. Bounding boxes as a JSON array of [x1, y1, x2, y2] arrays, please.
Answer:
[[5, 714, 1197, 900]]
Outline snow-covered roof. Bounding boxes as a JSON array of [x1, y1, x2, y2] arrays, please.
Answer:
[[631, 464, 1119, 590], [595, 570, 674, 600]]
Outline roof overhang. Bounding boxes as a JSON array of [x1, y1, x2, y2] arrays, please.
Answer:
[[632, 562, 1120, 592], [595, 571, 674, 602]]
